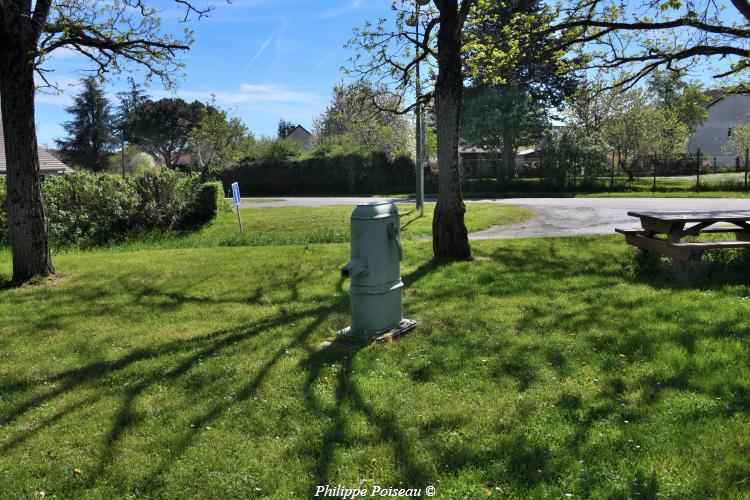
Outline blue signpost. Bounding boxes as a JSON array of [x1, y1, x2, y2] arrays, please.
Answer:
[[231, 182, 244, 235]]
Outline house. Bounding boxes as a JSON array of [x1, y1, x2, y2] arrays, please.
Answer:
[[687, 92, 750, 165], [156, 153, 192, 168], [0, 122, 73, 178], [284, 125, 314, 151]]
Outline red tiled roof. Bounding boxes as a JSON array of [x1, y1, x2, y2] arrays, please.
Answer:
[[0, 122, 74, 175]]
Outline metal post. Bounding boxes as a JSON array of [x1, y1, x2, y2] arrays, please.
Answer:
[[121, 131, 126, 178], [236, 204, 244, 235], [696, 148, 701, 193], [713, 157, 717, 174], [414, 1, 424, 216], [745, 148, 749, 191]]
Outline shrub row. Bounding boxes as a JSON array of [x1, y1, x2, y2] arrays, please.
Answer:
[[218, 152, 415, 196], [0, 169, 223, 247]]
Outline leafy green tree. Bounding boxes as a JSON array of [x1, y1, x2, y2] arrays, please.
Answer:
[[245, 138, 302, 162], [723, 122, 750, 159], [647, 71, 709, 134], [115, 78, 148, 176], [463, 0, 582, 108], [462, 85, 548, 179], [277, 119, 296, 140], [312, 81, 412, 158], [190, 105, 252, 175], [564, 78, 620, 136], [117, 78, 148, 141], [0, 0, 212, 283], [56, 77, 117, 172], [126, 98, 205, 169], [539, 127, 607, 186], [108, 145, 155, 176], [601, 90, 689, 180]]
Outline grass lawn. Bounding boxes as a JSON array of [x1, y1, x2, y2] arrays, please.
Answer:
[[87, 202, 533, 252], [239, 198, 286, 203], [577, 191, 750, 198], [1, 229, 749, 497]]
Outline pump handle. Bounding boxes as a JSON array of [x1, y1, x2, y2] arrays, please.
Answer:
[[387, 222, 403, 261]]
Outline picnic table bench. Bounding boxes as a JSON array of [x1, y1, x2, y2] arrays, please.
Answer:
[[615, 211, 750, 262]]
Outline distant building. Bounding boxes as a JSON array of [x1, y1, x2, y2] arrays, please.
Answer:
[[156, 153, 192, 169], [284, 125, 314, 151], [688, 92, 750, 165], [0, 122, 73, 178]]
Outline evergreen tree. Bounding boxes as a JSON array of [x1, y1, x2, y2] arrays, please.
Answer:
[[117, 78, 148, 143], [56, 78, 117, 172], [114, 78, 148, 176]]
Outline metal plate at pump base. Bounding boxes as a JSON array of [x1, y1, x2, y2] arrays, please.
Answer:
[[337, 319, 417, 344]]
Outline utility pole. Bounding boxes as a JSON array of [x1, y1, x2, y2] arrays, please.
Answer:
[[412, 0, 429, 216], [120, 129, 126, 178]]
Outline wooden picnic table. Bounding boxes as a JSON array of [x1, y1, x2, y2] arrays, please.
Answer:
[[616, 210, 750, 262]]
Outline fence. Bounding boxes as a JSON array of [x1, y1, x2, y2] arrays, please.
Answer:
[[452, 149, 750, 193]]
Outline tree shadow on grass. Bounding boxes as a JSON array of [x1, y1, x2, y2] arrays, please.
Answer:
[[623, 247, 750, 291], [0, 263, 365, 495]]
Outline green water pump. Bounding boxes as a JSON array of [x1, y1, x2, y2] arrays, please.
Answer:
[[340, 201, 416, 340]]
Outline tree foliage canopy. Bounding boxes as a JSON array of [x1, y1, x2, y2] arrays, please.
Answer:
[[56, 77, 117, 172], [190, 105, 252, 174], [463, 0, 582, 107], [313, 81, 412, 157], [461, 85, 548, 176], [125, 98, 205, 169]]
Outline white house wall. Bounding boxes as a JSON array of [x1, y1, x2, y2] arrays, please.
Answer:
[[688, 94, 750, 165]]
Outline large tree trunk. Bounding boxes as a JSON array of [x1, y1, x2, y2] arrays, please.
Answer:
[[502, 133, 515, 180], [432, 0, 471, 261], [0, 46, 56, 283]]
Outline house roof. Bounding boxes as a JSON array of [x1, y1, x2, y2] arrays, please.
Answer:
[[0, 122, 74, 175], [705, 89, 727, 108], [289, 125, 312, 136]]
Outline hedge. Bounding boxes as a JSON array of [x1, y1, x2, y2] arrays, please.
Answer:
[[0, 168, 222, 248], [218, 152, 415, 196]]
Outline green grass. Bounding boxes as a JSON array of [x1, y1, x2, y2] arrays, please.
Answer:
[[79, 202, 533, 253], [578, 191, 750, 198], [239, 198, 285, 203], [1, 232, 749, 497]]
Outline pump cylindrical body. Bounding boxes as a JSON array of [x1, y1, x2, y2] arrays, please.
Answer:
[[341, 201, 404, 339]]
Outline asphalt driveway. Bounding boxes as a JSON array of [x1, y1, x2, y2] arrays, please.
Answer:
[[238, 196, 750, 239]]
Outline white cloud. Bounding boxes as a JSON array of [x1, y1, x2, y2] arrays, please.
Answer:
[[163, 83, 324, 106], [245, 34, 274, 69], [34, 76, 84, 106], [317, 0, 362, 19]]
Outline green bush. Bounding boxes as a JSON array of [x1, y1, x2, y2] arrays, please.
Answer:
[[219, 151, 415, 195], [0, 169, 221, 248], [184, 181, 225, 227], [43, 172, 138, 246], [131, 167, 199, 229]]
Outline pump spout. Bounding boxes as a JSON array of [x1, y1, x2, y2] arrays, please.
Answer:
[[341, 258, 366, 278]]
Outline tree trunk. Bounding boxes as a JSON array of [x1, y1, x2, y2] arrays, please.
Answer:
[[0, 46, 56, 283], [432, 0, 471, 261], [502, 133, 515, 180]]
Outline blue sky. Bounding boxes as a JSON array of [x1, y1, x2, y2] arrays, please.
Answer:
[[35, 0, 392, 148]]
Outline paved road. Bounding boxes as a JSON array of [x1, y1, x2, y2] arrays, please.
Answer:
[[238, 196, 750, 238]]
